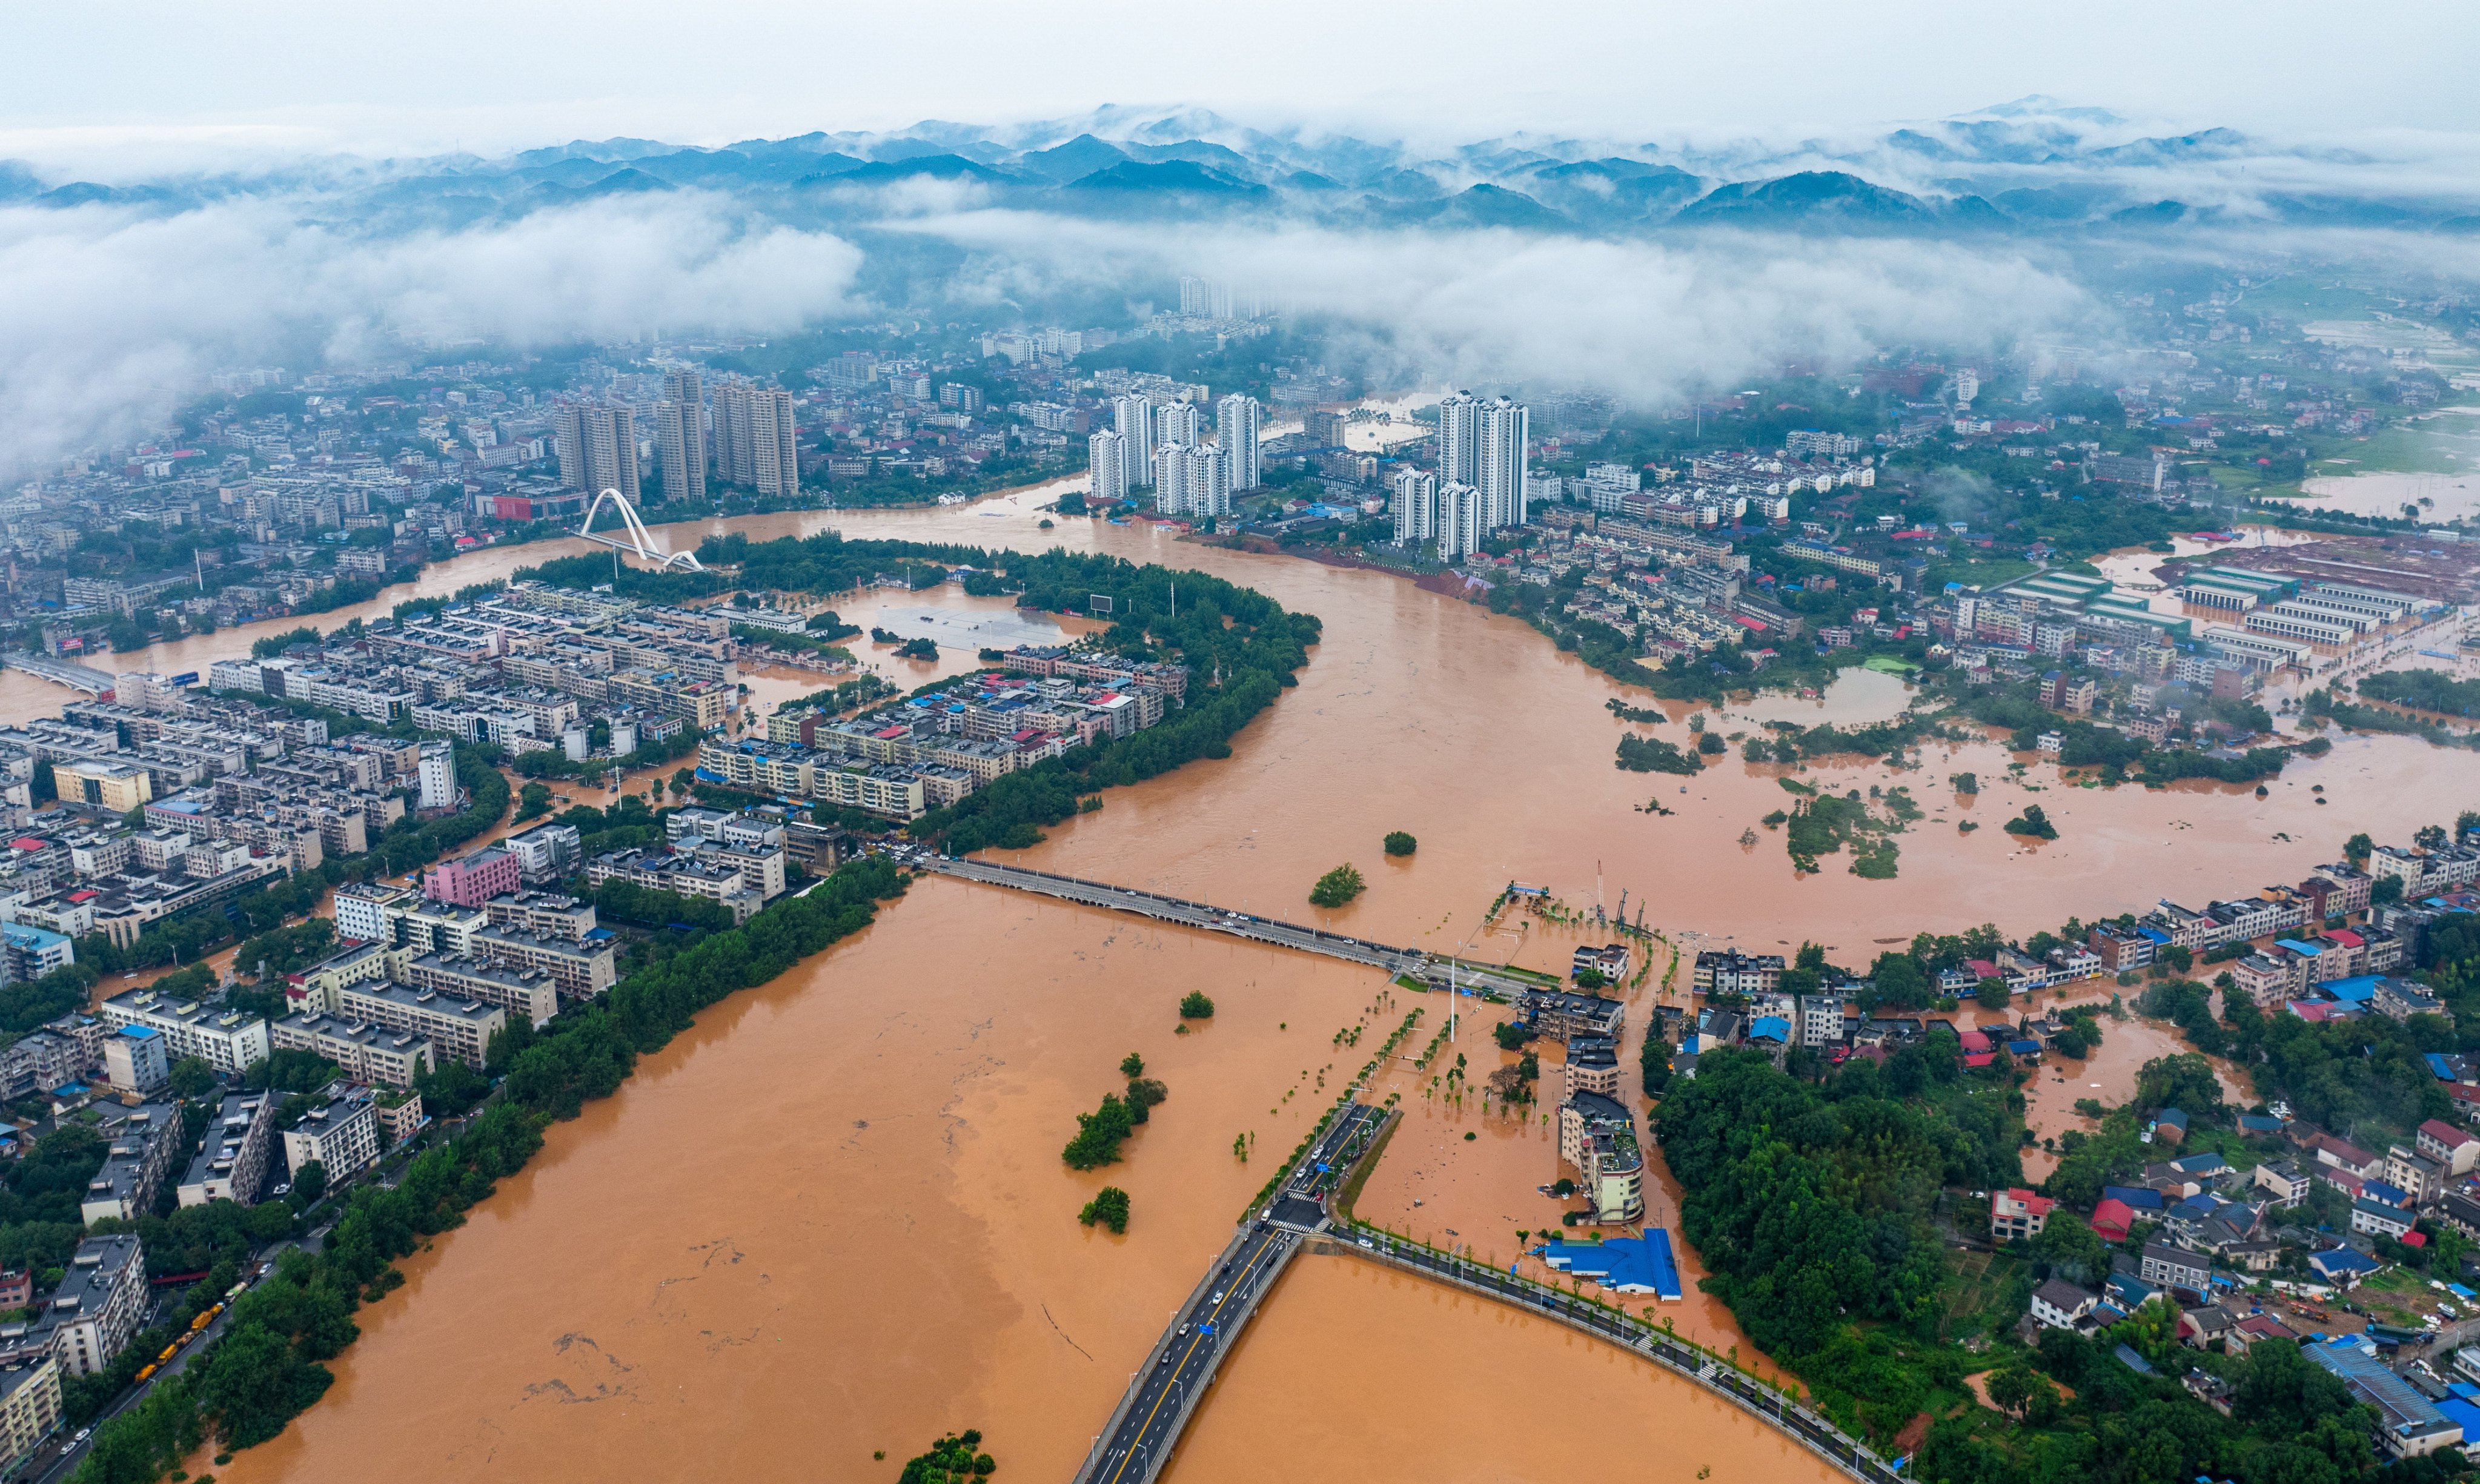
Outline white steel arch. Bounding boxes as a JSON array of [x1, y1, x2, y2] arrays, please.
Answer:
[[578, 488, 705, 571]]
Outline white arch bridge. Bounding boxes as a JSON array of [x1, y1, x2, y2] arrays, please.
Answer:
[[577, 488, 705, 572]]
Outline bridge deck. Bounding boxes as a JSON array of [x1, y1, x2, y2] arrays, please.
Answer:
[[1070, 1102, 1386, 1484], [908, 853, 1546, 1000], [5, 652, 114, 694]]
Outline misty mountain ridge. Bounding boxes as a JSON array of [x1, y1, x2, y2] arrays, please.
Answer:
[[7, 99, 2477, 238]]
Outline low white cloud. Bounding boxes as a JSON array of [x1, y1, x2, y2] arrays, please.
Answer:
[[0, 193, 866, 474], [912, 210, 2108, 400]]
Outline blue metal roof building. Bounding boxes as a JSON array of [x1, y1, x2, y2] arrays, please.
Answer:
[[1535, 1233, 1684, 1300]]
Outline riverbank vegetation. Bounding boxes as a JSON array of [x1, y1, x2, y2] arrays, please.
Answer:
[[2306, 681, 2480, 751], [73, 855, 907, 1481], [2358, 668, 2480, 720]]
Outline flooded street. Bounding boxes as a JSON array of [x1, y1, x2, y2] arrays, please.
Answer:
[[61, 493, 2480, 1483]]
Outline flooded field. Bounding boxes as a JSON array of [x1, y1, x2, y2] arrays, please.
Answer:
[[56, 494, 2480, 1483]]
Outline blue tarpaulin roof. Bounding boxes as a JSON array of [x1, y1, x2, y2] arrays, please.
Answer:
[[1536, 1233, 1684, 1299]]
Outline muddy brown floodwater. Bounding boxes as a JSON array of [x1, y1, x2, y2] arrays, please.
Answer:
[[2017, 989, 2252, 1184], [58, 489, 2473, 1483]]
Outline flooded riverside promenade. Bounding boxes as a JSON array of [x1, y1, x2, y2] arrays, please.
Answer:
[[69, 489, 2480, 1483]]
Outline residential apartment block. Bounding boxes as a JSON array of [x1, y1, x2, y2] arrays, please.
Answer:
[[178, 1090, 277, 1207]]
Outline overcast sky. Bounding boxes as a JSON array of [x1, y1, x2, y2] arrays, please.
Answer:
[[5, 1, 2478, 170]]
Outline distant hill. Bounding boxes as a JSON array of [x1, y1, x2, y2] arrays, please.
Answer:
[[1673, 171, 1940, 228], [1066, 159, 1266, 197]]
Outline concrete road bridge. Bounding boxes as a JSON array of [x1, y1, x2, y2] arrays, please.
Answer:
[[1069, 1102, 1387, 1484], [903, 851, 1553, 1003]]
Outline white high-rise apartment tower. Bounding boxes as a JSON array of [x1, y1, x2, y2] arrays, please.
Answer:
[[1475, 396, 1529, 530], [1435, 482, 1482, 561], [1391, 471, 1436, 545], [655, 365, 706, 505], [1088, 431, 1128, 505], [1155, 445, 1228, 520], [714, 380, 798, 495], [1112, 395, 1156, 488], [1216, 394, 1261, 490], [747, 387, 798, 497], [1155, 399, 1201, 448], [554, 403, 638, 495], [1182, 444, 1228, 518], [1435, 392, 1480, 488], [712, 377, 752, 484]]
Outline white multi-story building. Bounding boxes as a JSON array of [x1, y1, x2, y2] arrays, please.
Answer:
[[416, 740, 455, 810], [0, 1356, 61, 1472], [333, 881, 413, 945], [177, 1090, 277, 1207], [1215, 394, 1261, 490], [271, 1015, 434, 1088], [1088, 430, 1127, 505], [96, 989, 270, 1076], [44, 1236, 147, 1378], [282, 1087, 382, 1184], [1112, 395, 1156, 488], [1391, 470, 1436, 545]]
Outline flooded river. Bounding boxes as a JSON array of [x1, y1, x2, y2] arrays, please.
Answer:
[[48, 489, 2480, 1482]]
